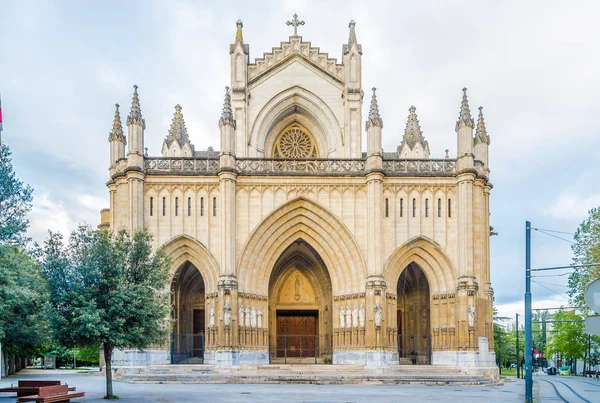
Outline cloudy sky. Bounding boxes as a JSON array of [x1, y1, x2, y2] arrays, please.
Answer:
[[1, 0, 599, 318]]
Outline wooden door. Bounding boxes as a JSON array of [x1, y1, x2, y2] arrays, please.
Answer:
[[276, 313, 317, 357]]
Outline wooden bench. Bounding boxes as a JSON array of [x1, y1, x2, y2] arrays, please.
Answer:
[[0, 380, 61, 397], [16, 385, 84, 403]]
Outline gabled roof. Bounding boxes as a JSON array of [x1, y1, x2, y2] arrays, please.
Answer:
[[248, 36, 344, 84]]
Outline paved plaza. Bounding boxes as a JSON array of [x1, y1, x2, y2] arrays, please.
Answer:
[[3, 369, 600, 402], [0, 369, 522, 402]]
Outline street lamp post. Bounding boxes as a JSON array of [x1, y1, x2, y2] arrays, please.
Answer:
[[525, 221, 533, 403]]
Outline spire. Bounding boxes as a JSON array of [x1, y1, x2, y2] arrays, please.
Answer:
[[166, 104, 189, 146], [455, 87, 474, 131], [108, 103, 125, 143], [474, 106, 490, 145], [343, 19, 362, 54], [127, 84, 145, 129], [366, 87, 383, 129], [400, 105, 428, 151], [219, 86, 235, 127], [235, 19, 243, 44], [348, 20, 357, 46]]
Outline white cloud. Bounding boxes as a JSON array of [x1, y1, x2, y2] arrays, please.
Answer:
[[495, 294, 570, 324], [28, 192, 108, 244], [28, 193, 75, 243], [544, 193, 600, 220]]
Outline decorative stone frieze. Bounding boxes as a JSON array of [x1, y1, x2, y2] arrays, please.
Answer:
[[145, 157, 219, 175], [382, 159, 456, 176]]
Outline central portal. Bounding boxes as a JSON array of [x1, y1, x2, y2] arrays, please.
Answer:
[[268, 239, 332, 363], [276, 310, 318, 358]]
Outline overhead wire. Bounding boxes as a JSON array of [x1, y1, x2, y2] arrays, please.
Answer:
[[531, 228, 575, 236], [531, 280, 569, 299], [534, 229, 575, 244]]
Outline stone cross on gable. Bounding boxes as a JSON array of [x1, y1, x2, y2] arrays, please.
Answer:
[[286, 13, 305, 36]]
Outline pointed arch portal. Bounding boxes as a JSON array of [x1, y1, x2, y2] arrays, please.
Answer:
[[268, 239, 333, 362], [397, 263, 431, 364]]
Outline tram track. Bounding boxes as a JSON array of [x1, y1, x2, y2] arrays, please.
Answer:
[[538, 378, 592, 403]]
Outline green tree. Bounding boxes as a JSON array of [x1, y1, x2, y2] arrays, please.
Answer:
[[0, 144, 45, 363], [0, 245, 49, 355], [568, 207, 600, 305], [41, 226, 170, 399], [546, 310, 587, 368], [0, 144, 33, 246]]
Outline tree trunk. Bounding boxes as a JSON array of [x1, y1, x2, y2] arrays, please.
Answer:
[[103, 344, 114, 399]]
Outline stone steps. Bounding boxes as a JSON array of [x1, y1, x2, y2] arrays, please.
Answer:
[[138, 364, 464, 376], [118, 372, 497, 386]]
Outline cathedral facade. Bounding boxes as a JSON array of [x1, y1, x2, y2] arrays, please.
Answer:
[[102, 18, 495, 369]]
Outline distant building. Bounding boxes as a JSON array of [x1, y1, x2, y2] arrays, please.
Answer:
[[102, 17, 495, 370]]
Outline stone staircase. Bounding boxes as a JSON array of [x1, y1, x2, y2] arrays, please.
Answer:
[[118, 364, 499, 386]]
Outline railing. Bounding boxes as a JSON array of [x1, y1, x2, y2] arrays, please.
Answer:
[[171, 333, 204, 364], [145, 158, 219, 175], [236, 158, 365, 176], [143, 157, 457, 177], [383, 159, 456, 176], [397, 333, 432, 365], [271, 335, 332, 364]]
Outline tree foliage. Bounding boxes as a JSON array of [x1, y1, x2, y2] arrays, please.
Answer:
[[41, 226, 170, 398], [546, 310, 587, 364], [0, 245, 49, 354], [0, 142, 49, 368], [568, 206, 600, 306], [0, 144, 33, 246]]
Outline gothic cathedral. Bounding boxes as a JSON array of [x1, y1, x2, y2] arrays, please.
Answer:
[[102, 17, 495, 371]]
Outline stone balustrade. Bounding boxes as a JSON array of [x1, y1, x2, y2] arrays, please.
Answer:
[[143, 157, 457, 177]]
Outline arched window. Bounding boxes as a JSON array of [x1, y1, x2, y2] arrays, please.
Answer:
[[400, 198, 404, 217], [200, 197, 204, 216], [213, 197, 217, 216], [150, 197, 153, 216], [412, 198, 416, 217], [437, 198, 441, 218], [425, 198, 429, 217], [188, 197, 192, 216], [175, 197, 179, 216], [385, 198, 389, 217], [448, 199, 452, 218], [162, 197, 166, 216]]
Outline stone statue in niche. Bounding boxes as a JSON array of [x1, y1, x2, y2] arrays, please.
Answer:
[[345, 305, 352, 328], [358, 305, 365, 327], [251, 306, 257, 327], [223, 301, 231, 327], [374, 303, 383, 327], [467, 305, 476, 328], [352, 306, 358, 327], [209, 303, 215, 327], [294, 275, 301, 301], [339, 307, 345, 329], [245, 305, 251, 326], [239, 305, 245, 327], [257, 307, 263, 328]]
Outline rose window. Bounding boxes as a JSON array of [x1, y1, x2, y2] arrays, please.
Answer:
[[273, 126, 317, 158]]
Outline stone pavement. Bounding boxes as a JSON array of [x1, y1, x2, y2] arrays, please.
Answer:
[[0, 369, 524, 402]]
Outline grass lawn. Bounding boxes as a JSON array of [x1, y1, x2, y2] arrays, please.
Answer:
[[500, 368, 518, 377]]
